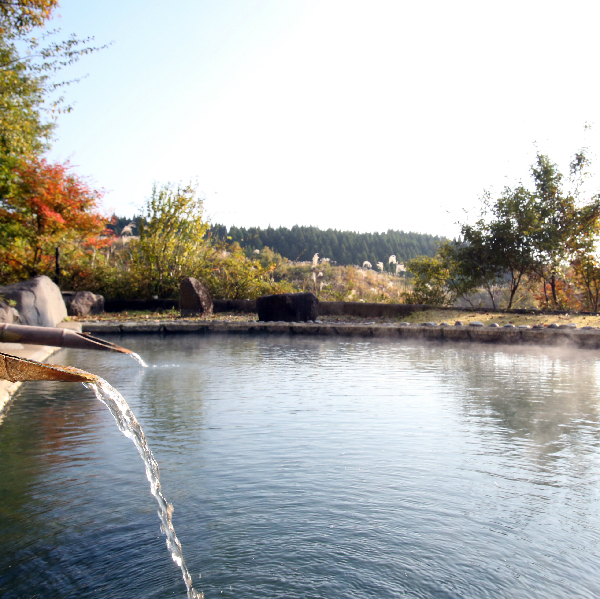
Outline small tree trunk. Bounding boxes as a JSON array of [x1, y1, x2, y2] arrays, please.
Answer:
[[55, 247, 60, 286], [484, 284, 496, 309], [507, 273, 522, 310]]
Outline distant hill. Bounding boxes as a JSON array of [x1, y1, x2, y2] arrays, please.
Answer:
[[209, 224, 444, 266], [109, 216, 444, 266]]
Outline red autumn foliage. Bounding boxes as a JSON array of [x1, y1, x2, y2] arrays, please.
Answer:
[[0, 157, 111, 282]]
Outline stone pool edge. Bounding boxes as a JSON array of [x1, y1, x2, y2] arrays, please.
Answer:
[[3, 320, 597, 414], [0, 322, 82, 415], [81, 320, 600, 349]]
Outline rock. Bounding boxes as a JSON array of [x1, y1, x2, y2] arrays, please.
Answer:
[[488, 323, 499, 327], [559, 323, 577, 329], [547, 323, 559, 328], [64, 291, 105, 317], [454, 321, 464, 326], [503, 324, 516, 328], [179, 277, 213, 317], [0, 275, 67, 327], [257, 292, 318, 322], [0, 300, 20, 324], [469, 321, 484, 327], [423, 322, 438, 327]]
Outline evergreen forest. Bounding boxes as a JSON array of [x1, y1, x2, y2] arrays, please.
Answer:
[[208, 225, 443, 266]]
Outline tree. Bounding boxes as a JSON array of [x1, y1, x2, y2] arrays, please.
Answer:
[[527, 154, 580, 305], [572, 253, 600, 312], [469, 185, 538, 309], [85, 182, 293, 300], [130, 182, 209, 298], [0, 1, 105, 200], [0, 0, 58, 34], [405, 255, 454, 305], [0, 156, 107, 282], [447, 151, 600, 310], [437, 237, 495, 307]]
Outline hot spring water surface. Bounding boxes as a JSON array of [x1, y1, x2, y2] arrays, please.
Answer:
[[1, 336, 600, 598]]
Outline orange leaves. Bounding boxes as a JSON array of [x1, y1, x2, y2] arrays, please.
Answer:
[[12, 157, 105, 236], [0, 0, 59, 34], [0, 156, 109, 280]]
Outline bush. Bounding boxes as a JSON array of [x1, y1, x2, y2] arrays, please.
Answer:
[[65, 182, 293, 300]]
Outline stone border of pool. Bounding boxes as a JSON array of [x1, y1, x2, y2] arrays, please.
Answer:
[[81, 320, 600, 349], [0, 322, 82, 415], [2, 319, 598, 415]]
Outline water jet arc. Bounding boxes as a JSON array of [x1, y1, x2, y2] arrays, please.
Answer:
[[0, 323, 133, 355], [0, 352, 200, 597]]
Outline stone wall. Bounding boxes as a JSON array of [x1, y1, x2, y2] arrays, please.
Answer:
[[80, 320, 600, 350]]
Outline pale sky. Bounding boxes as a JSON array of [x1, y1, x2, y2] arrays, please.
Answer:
[[47, 0, 600, 237]]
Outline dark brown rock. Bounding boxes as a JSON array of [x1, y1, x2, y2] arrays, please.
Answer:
[[256, 292, 318, 322], [179, 277, 213, 317], [65, 291, 105, 317]]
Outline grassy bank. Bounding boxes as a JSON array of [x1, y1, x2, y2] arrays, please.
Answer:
[[72, 308, 600, 328]]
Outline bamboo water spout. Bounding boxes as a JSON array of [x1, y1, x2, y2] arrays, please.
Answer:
[[0, 352, 97, 383], [0, 323, 133, 355], [0, 352, 201, 597]]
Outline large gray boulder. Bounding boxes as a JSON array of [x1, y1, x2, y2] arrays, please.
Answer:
[[63, 291, 105, 317], [0, 300, 20, 324], [0, 275, 67, 327], [257, 292, 318, 322], [179, 277, 213, 317]]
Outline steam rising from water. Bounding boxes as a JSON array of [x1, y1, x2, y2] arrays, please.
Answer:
[[84, 377, 201, 599]]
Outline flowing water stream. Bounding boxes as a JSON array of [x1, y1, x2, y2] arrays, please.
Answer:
[[84, 377, 201, 599], [129, 351, 149, 368]]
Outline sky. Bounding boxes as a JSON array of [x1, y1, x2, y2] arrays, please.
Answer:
[[47, 0, 600, 237]]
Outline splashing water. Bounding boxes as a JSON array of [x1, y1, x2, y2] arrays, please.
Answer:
[[84, 377, 202, 599], [129, 351, 149, 368]]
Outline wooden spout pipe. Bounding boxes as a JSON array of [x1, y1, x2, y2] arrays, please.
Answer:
[[0, 323, 133, 354], [0, 352, 98, 383]]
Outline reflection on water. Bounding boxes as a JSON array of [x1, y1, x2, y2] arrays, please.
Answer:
[[1, 336, 600, 598]]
